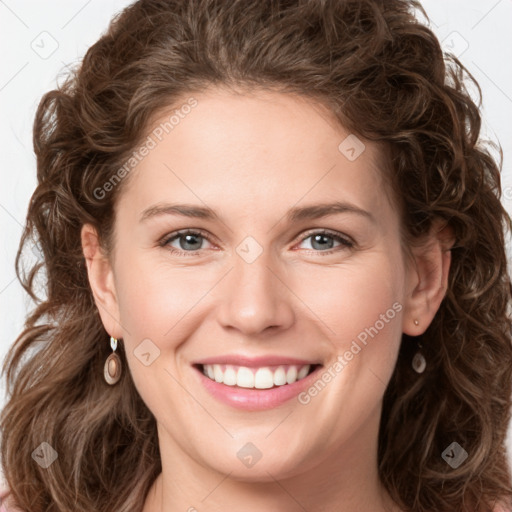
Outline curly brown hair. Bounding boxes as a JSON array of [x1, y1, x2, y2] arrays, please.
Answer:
[[1, 0, 511, 511]]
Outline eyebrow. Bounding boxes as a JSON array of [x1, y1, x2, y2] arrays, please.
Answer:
[[139, 201, 375, 224]]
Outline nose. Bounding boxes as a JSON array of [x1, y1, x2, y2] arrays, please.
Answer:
[[216, 248, 295, 336]]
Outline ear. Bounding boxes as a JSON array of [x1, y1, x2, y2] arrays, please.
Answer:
[[81, 224, 123, 339], [402, 218, 455, 336]]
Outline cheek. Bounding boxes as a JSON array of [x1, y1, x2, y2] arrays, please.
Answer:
[[112, 256, 196, 409], [293, 257, 405, 431], [291, 256, 406, 409], [293, 256, 404, 345], [114, 250, 197, 335]]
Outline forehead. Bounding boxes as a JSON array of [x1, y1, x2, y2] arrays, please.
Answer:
[[117, 88, 396, 229]]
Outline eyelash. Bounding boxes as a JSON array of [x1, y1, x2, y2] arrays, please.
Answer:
[[159, 228, 355, 257]]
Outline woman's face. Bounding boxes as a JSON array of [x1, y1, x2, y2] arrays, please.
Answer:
[[85, 88, 437, 482]]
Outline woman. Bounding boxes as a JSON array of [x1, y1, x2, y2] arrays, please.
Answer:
[[1, 0, 511, 510]]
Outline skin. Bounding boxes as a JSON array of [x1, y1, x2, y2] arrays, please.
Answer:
[[82, 87, 453, 512]]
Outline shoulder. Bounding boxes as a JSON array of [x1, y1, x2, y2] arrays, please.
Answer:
[[0, 486, 22, 512]]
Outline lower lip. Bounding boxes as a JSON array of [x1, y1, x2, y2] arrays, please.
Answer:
[[194, 365, 323, 410]]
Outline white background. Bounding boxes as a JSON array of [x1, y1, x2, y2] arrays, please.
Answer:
[[1, 0, 511, 483]]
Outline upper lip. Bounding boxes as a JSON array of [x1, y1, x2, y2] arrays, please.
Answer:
[[193, 355, 323, 367]]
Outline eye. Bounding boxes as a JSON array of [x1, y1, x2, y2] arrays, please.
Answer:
[[159, 228, 354, 257], [296, 229, 354, 255], [159, 229, 214, 256]]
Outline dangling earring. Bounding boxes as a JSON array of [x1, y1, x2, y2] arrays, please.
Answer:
[[411, 319, 426, 373], [104, 336, 122, 385]]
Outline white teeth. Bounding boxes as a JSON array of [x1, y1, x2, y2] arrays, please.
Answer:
[[213, 364, 223, 383], [237, 367, 254, 388], [223, 366, 237, 386], [273, 366, 287, 386], [297, 365, 310, 380], [286, 366, 297, 384], [254, 368, 274, 389], [201, 363, 313, 389]]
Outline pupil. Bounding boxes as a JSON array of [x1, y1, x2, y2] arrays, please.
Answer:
[[181, 234, 202, 250], [312, 234, 333, 250]]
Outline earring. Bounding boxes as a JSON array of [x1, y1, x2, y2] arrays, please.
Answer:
[[412, 348, 426, 373], [104, 336, 122, 385], [411, 320, 426, 373]]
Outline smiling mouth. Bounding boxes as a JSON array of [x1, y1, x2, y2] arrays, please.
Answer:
[[194, 363, 321, 390]]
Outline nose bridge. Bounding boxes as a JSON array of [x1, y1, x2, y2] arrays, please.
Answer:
[[217, 240, 294, 335]]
